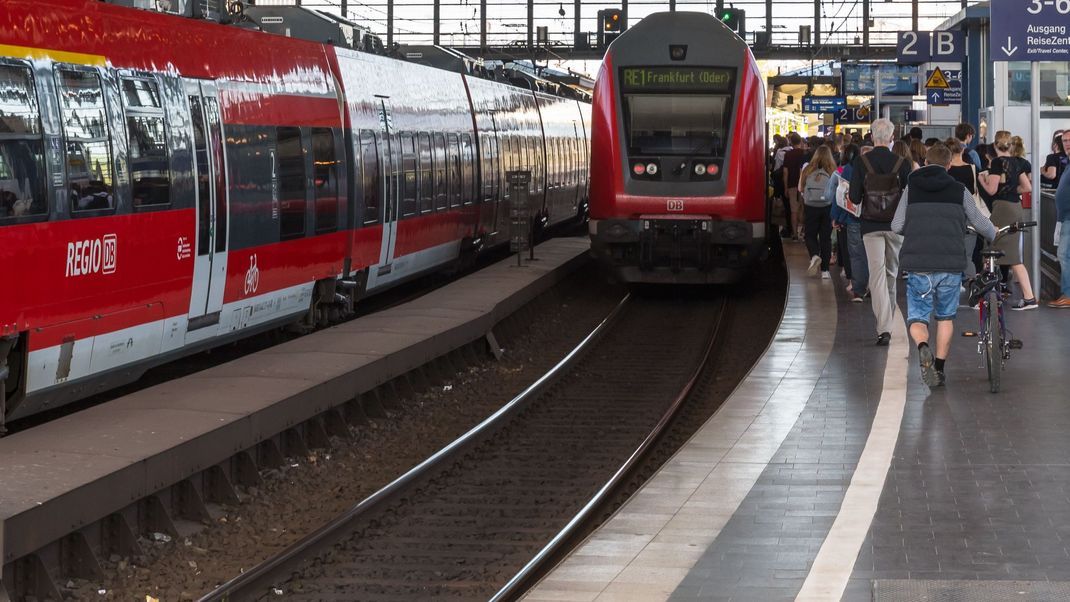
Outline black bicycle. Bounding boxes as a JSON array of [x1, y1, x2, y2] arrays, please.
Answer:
[[968, 221, 1036, 393]]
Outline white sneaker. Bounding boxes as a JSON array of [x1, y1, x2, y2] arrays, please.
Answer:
[[821, 271, 831, 280], [808, 255, 821, 277]]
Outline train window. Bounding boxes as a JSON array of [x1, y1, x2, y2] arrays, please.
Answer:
[[400, 133, 417, 217], [417, 132, 432, 214], [447, 133, 460, 208], [460, 134, 474, 205], [122, 78, 170, 208], [359, 130, 379, 225], [311, 127, 338, 234], [122, 79, 162, 109], [58, 68, 115, 213], [0, 64, 47, 222], [624, 93, 729, 156], [276, 126, 306, 240], [432, 133, 447, 211]]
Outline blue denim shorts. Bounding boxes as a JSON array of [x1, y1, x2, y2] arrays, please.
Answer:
[[906, 272, 960, 325]]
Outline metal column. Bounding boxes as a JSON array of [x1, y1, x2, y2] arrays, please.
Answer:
[[862, 0, 870, 49], [480, 0, 487, 49], [621, 0, 628, 32], [527, 0, 534, 49], [433, 0, 440, 45], [340, 0, 347, 18], [766, 0, 772, 45], [387, 0, 393, 48], [814, 0, 821, 47], [1031, 62, 1042, 293], [573, 0, 581, 47], [911, 0, 919, 31]]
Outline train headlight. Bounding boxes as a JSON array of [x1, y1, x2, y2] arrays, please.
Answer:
[[646, 163, 658, 175], [694, 164, 706, 175], [707, 163, 720, 176], [633, 162, 646, 175]]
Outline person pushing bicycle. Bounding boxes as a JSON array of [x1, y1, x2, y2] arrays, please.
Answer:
[[891, 142, 997, 388]]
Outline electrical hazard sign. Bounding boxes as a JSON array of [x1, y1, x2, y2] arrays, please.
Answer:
[[924, 67, 950, 89]]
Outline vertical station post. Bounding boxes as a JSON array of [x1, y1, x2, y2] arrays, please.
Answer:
[[862, 0, 870, 49], [433, 0, 440, 45], [766, 0, 772, 46], [527, 0, 534, 49], [386, 0, 394, 49], [1031, 62, 1042, 290], [814, 0, 821, 47], [669, 0, 675, 12], [911, 0, 919, 31], [480, 0, 487, 49], [573, 0, 581, 48], [340, 0, 347, 18], [621, 0, 628, 32]]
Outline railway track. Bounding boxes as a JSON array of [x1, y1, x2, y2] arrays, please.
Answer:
[[200, 290, 731, 601]]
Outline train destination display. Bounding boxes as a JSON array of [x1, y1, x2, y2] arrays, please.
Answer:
[[620, 67, 735, 92]]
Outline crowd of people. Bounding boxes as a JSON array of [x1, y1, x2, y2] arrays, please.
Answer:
[[768, 119, 1070, 388]]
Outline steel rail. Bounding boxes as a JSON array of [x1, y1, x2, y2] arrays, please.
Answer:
[[198, 292, 632, 602], [490, 296, 728, 602]]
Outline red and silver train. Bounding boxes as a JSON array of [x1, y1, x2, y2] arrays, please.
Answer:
[[588, 11, 767, 284], [0, 0, 591, 428]]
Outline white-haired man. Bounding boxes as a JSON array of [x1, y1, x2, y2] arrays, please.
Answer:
[[849, 118, 913, 346]]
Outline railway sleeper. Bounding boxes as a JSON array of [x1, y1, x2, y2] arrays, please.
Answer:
[[0, 290, 573, 600], [0, 335, 501, 601]]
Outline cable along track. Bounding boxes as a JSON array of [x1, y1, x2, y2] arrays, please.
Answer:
[[201, 291, 729, 602]]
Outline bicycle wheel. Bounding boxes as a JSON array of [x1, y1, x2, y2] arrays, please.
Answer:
[[985, 291, 1001, 393]]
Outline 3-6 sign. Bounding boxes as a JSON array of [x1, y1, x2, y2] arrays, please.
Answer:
[[897, 30, 965, 64]]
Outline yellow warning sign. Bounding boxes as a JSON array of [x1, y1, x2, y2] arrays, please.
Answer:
[[925, 67, 950, 89]]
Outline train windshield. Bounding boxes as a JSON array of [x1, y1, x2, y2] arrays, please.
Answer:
[[624, 94, 729, 156]]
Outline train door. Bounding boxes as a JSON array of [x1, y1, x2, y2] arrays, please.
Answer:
[[185, 80, 229, 331], [375, 99, 400, 277]]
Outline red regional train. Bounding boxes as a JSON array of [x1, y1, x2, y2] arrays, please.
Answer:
[[0, 0, 591, 429], [587, 11, 768, 284]]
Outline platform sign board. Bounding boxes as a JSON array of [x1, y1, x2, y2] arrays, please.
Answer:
[[801, 96, 846, 114], [990, 0, 1070, 61], [835, 105, 870, 124], [925, 68, 962, 106], [843, 64, 918, 96], [896, 30, 966, 64]]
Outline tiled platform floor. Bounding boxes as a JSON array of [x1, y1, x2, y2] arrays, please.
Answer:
[[526, 242, 1070, 602]]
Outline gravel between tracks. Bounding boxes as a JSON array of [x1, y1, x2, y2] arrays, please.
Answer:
[[85, 265, 624, 602]]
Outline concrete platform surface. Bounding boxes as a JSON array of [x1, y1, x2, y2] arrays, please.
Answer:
[[0, 237, 589, 573], [527, 241, 1070, 602]]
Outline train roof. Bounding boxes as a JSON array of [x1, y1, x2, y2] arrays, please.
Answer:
[[607, 11, 749, 56]]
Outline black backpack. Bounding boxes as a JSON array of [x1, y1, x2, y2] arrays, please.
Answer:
[[858, 154, 904, 222]]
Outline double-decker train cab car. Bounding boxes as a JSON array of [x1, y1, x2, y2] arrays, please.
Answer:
[[588, 11, 767, 284]]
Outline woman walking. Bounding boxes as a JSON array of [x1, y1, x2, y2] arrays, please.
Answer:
[[978, 131, 1038, 310], [799, 145, 837, 279]]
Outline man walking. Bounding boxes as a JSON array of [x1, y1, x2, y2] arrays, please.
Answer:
[[892, 142, 997, 387], [849, 118, 913, 345], [1050, 166, 1070, 307]]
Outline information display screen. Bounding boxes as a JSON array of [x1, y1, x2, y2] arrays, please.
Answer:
[[620, 67, 735, 93]]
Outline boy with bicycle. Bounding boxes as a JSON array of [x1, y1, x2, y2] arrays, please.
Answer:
[[892, 143, 997, 387]]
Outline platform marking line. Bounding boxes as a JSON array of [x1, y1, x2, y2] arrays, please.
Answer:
[[795, 311, 910, 602]]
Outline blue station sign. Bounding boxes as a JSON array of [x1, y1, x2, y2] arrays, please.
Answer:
[[991, 0, 1070, 61], [802, 96, 847, 114]]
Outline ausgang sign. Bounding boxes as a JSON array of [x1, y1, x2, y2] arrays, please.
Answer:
[[991, 0, 1070, 61]]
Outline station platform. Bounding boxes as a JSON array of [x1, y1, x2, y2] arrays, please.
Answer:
[[0, 238, 589, 597], [527, 243, 1070, 602]]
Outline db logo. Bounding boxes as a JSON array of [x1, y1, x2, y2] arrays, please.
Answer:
[[244, 254, 260, 296], [65, 234, 117, 277], [667, 199, 685, 212]]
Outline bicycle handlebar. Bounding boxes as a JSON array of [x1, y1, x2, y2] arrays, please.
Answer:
[[968, 221, 1037, 239]]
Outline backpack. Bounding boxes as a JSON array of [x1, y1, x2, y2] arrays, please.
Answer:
[[859, 154, 904, 222], [802, 170, 831, 206]]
